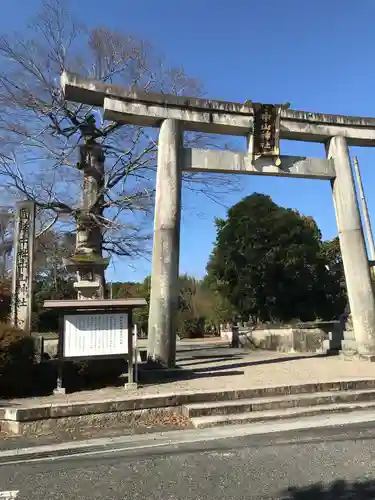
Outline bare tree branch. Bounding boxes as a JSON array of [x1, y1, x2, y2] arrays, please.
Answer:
[[0, 0, 240, 267]]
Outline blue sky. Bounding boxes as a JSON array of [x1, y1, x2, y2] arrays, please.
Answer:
[[3, 0, 375, 282]]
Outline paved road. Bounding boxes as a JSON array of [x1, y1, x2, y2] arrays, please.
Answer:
[[2, 422, 375, 499]]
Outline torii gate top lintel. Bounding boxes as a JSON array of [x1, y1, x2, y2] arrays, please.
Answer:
[[62, 71, 375, 146]]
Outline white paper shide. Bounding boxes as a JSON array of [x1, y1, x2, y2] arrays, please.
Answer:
[[63, 313, 128, 358]]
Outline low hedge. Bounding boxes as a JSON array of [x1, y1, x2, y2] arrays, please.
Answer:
[[0, 323, 129, 397], [0, 322, 35, 397]]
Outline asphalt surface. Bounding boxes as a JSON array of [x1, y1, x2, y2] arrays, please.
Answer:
[[2, 422, 375, 499]]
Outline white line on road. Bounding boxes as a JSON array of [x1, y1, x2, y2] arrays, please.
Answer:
[[0, 492, 19, 499]]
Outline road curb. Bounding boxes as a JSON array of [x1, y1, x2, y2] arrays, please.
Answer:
[[3, 409, 375, 464]]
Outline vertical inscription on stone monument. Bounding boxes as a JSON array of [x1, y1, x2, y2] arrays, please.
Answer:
[[252, 103, 281, 160], [11, 201, 36, 331]]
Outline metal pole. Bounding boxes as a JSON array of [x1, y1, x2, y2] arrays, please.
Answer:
[[125, 309, 137, 389], [352, 156, 375, 263], [134, 324, 138, 384]]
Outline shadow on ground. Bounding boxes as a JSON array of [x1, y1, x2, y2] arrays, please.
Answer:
[[179, 353, 327, 373], [138, 352, 328, 385], [3, 350, 331, 397], [281, 479, 375, 499], [178, 355, 244, 367]]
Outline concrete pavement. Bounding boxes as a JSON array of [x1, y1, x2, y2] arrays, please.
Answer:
[[2, 419, 375, 498]]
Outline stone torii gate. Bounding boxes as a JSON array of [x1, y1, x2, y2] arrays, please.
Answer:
[[62, 71, 375, 367]]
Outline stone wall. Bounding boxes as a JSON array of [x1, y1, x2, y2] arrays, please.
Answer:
[[221, 322, 342, 354]]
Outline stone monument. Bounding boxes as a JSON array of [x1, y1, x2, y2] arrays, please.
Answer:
[[11, 200, 36, 332], [61, 72, 375, 365]]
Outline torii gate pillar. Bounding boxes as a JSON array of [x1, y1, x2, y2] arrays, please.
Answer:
[[327, 136, 375, 359], [147, 119, 182, 367]]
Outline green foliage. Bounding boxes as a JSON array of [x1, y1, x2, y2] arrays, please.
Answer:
[[33, 276, 76, 332], [320, 236, 346, 318], [133, 276, 151, 334], [177, 275, 204, 338], [109, 277, 150, 334], [177, 274, 232, 338], [107, 274, 232, 339], [0, 322, 35, 396], [200, 277, 235, 326], [176, 311, 205, 339], [0, 278, 11, 322], [321, 237, 343, 278], [206, 193, 343, 323], [69, 253, 110, 266]]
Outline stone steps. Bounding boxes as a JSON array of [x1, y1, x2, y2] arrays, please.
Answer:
[[189, 401, 375, 428], [5, 379, 375, 436], [183, 388, 375, 428]]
